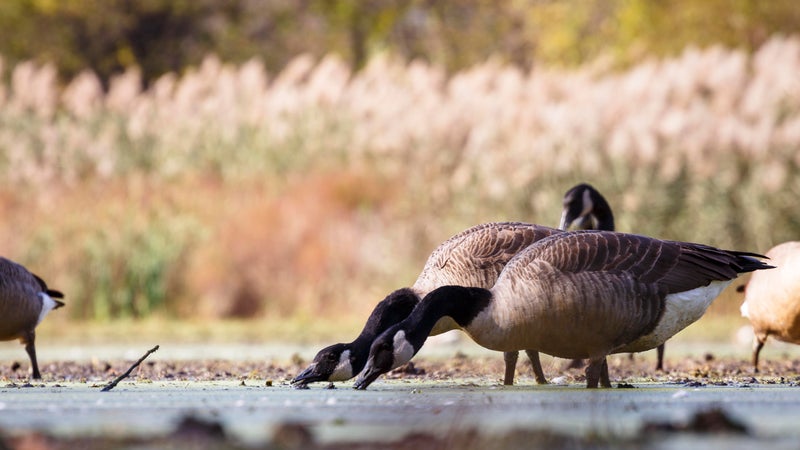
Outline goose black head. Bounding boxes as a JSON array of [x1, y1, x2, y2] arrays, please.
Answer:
[[292, 288, 420, 388], [292, 343, 356, 387], [559, 183, 614, 231], [353, 285, 492, 390], [353, 325, 415, 390]]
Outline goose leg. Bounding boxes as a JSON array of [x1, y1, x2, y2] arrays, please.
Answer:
[[585, 357, 608, 388], [600, 359, 611, 388], [524, 350, 548, 384], [22, 331, 41, 380], [752, 334, 766, 373], [503, 351, 519, 385], [655, 344, 665, 371]]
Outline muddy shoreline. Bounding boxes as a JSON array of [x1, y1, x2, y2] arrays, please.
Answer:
[[1, 353, 799, 449]]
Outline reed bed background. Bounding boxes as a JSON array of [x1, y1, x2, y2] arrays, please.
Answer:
[[0, 36, 798, 325]]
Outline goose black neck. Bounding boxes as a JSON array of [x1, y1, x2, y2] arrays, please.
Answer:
[[590, 192, 615, 231], [351, 288, 420, 359], [400, 285, 492, 350]]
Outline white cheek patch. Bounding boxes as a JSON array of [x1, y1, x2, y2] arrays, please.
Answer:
[[37, 293, 59, 325], [328, 350, 354, 381], [391, 330, 415, 370], [581, 190, 594, 217]]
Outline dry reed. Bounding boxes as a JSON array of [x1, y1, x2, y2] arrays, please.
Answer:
[[0, 37, 797, 320]]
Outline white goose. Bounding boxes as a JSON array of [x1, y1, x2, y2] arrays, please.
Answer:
[[0, 257, 64, 379], [739, 241, 800, 372], [355, 230, 772, 389]]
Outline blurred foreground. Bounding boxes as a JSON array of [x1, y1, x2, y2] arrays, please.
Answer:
[[1, 342, 799, 450]]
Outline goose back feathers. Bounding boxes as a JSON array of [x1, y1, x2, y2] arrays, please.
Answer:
[[356, 231, 772, 389], [411, 222, 561, 334]]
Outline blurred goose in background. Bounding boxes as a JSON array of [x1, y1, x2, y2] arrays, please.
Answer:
[[558, 183, 615, 232], [292, 222, 561, 388], [558, 183, 666, 372], [739, 241, 800, 372], [292, 288, 418, 386], [355, 230, 772, 389], [0, 257, 64, 379]]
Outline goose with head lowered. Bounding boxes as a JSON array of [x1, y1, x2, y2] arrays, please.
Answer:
[[0, 257, 64, 379], [292, 222, 561, 388], [354, 231, 772, 389]]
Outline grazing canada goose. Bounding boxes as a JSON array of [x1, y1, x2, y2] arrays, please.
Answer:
[[292, 222, 561, 387], [557, 183, 666, 372], [0, 257, 64, 379], [739, 241, 800, 372], [354, 231, 772, 389]]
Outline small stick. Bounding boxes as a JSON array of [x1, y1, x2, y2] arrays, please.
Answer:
[[101, 345, 160, 392]]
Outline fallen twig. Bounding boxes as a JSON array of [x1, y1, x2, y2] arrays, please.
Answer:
[[101, 345, 159, 392]]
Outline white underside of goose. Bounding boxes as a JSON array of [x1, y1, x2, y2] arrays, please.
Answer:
[[619, 280, 731, 353]]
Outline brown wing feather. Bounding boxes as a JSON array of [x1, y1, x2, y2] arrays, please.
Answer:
[[414, 222, 561, 291], [516, 231, 768, 294]]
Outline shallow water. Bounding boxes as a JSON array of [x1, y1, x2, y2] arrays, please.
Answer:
[[1, 379, 799, 448], [1, 337, 800, 448]]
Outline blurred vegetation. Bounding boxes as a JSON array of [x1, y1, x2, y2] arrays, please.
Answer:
[[1, 0, 799, 86], [1, 37, 798, 322], [0, 1, 798, 328]]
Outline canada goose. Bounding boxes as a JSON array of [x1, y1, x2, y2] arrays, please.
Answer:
[[558, 183, 615, 232], [292, 222, 561, 387], [739, 241, 800, 372], [0, 257, 64, 379], [557, 183, 666, 372], [354, 231, 772, 389]]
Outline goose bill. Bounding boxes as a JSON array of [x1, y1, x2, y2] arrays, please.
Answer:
[[291, 364, 324, 386], [353, 366, 381, 390]]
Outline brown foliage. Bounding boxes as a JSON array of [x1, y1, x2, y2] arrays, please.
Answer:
[[184, 170, 400, 319]]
